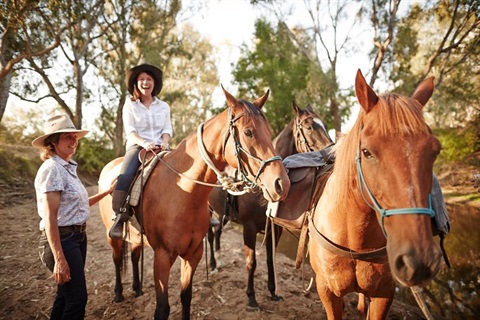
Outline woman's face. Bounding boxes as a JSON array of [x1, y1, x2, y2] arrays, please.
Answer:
[[53, 132, 79, 161], [136, 71, 155, 98]]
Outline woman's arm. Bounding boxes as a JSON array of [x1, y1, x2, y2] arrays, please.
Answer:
[[43, 191, 70, 285], [88, 178, 117, 206]]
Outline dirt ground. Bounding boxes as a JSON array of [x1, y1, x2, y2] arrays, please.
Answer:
[[0, 184, 436, 320], [0, 145, 478, 319]]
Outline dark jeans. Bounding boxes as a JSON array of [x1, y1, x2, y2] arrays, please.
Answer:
[[38, 231, 88, 320], [116, 145, 142, 193]]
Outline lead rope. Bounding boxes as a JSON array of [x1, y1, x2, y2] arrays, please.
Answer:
[[411, 286, 435, 320]]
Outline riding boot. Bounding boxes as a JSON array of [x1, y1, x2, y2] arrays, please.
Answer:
[[109, 190, 130, 240]]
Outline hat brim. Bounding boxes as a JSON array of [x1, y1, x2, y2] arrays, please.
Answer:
[[126, 64, 163, 96], [32, 129, 89, 148]]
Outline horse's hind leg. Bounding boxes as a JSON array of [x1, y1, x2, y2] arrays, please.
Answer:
[[131, 243, 144, 297], [110, 239, 125, 303], [207, 227, 217, 271], [243, 224, 259, 309], [266, 225, 283, 302]]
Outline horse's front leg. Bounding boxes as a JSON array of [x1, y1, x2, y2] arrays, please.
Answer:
[[180, 242, 203, 320], [266, 225, 283, 301], [131, 243, 144, 297], [109, 238, 125, 303], [243, 225, 259, 309], [316, 280, 344, 319], [153, 249, 173, 320]]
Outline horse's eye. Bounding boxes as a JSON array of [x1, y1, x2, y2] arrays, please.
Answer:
[[244, 129, 254, 137], [362, 148, 373, 159]]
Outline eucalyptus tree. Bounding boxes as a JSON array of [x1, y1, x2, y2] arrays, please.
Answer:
[[252, 0, 364, 137], [392, 0, 480, 128], [0, 0, 67, 122], [95, 0, 213, 154], [8, 0, 107, 129], [233, 19, 316, 135]]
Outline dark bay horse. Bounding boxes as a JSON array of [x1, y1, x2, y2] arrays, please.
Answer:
[[207, 102, 333, 309], [98, 87, 290, 320], [308, 70, 443, 319]]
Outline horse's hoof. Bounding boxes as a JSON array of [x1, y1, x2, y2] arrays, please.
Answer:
[[268, 294, 284, 302], [210, 268, 219, 274], [246, 305, 260, 312], [134, 290, 144, 297], [113, 295, 124, 303]]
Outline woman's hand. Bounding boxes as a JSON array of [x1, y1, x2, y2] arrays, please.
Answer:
[[141, 139, 155, 150], [53, 256, 71, 285]]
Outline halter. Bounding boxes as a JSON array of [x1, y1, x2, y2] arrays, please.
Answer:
[[355, 129, 435, 238], [295, 116, 316, 153], [198, 107, 282, 195]]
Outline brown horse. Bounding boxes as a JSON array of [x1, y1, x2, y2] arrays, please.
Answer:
[[207, 102, 333, 309], [98, 87, 290, 320], [308, 70, 443, 319]]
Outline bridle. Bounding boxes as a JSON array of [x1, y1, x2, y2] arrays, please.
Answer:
[[355, 127, 436, 238], [197, 107, 282, 195], [294, 114, 330, 153]]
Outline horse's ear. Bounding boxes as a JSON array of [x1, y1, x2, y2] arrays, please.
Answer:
[[412, 76, 435, 107], [355, 69, 379, 113], [305, 104, 314, 112], [292, 100, 300, 115], [253, 89, 270, 109], [221, 84, 239, 109]]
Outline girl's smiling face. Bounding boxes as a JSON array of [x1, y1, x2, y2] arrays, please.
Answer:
[[136, 71, 155, 97], [53, 132, 79, 161]]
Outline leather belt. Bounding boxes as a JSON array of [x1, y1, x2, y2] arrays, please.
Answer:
[[58, 223, 87, 234]]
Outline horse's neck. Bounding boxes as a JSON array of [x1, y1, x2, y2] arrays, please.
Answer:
[[316, 173, 385, 249], [273, 121, 296, 158]]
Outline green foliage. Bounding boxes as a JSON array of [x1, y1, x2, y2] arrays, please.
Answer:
[[0, 146, 41, 183], [75, 138, 116, 176], [435, 127, 477, 165], [233, 19, 317, 135]]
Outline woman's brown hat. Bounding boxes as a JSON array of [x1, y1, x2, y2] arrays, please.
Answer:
[[126, 64, 163, 96], [32, 114, 89, 148]]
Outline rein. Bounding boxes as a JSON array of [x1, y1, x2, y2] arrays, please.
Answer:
[[355, 131, 436, 237]]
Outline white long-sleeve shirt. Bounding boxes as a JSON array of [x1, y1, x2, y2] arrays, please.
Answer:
[[123, 97, 173, 149]]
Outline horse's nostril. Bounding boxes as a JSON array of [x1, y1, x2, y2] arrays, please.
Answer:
[[275, 178, 284, 195]]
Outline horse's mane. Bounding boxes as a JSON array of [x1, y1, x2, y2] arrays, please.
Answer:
[[333, 93, 430, 202]]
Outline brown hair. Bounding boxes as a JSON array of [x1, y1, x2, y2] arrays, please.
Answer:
[[40, 133, 60, 161]]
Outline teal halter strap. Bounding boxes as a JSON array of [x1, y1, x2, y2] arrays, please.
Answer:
[[355, 140, 435, 238]]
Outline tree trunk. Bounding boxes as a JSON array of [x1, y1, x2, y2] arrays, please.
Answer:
[[0, 73, 11, 123]]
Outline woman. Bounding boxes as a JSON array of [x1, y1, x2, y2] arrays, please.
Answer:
[[109, 63, 172, 239], [33, 114, 116, 319]]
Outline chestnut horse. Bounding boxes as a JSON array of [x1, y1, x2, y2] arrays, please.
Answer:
[[207, 102, 333, 309], [98, 87, 290, 320], [308, 70, 443, 319]]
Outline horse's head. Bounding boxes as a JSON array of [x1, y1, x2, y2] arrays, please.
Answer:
[[293, 102, 334, 152], [353, 69, 443, 286], [221, 86, 290, 202]]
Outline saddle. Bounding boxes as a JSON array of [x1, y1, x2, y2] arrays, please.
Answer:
[[129, 148, 170, 207], [266, 147, 335, 230]]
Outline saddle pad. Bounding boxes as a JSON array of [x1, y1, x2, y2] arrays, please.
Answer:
[[129, 151, 169, 207]]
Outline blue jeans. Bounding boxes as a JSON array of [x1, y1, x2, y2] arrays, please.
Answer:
[[116, 145, 142, 193], [38, 231, 88, 319]]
